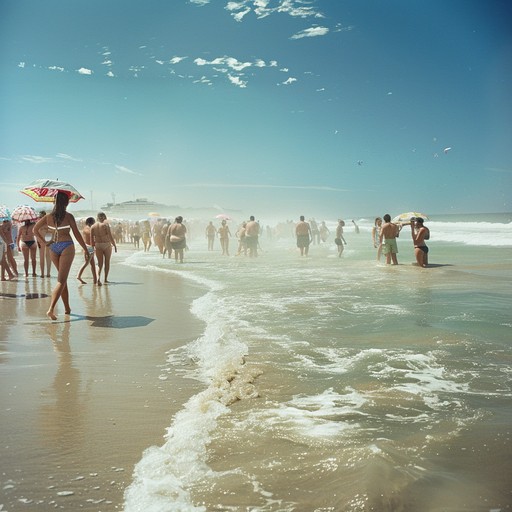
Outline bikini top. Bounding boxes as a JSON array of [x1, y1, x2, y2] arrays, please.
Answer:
[[46, 224, 71, 242], [48, 225, 71, 230]]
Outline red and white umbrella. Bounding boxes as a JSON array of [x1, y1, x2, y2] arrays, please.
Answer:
[[21, 179, 84, 203], [215, 213, 231, 221], [11, 205, 39, 223]]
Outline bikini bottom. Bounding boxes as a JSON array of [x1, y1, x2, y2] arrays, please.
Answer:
[[50, 241, 74, 255]]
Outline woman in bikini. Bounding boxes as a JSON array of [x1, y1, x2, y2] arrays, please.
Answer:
[[33, 191, 88, 320], [17, 220, 38, 277], [410, 217, 430, 268], [91, 212, 117, 285]]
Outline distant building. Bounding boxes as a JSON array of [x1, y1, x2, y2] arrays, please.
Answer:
[[100, 198, 172, 217]]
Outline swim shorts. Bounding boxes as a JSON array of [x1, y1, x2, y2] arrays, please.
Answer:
[[382, 238, 398, 254]]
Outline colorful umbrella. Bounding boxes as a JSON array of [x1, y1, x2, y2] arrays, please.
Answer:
[[392, 211, 429, 223], [215, 213, 231, 220], [0, 205, 11, 222], [11, 205, 39, 223], [21, 179, 84, 203]]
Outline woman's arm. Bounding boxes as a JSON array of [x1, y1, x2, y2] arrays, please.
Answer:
[[107, 224, 117, 252], [69, 214, 88, 252], [33, 216, 48, 246]]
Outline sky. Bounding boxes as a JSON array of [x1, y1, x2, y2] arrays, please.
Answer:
[[1, 0, 511, 221]]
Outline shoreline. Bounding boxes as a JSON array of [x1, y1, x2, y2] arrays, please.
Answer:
[[0, 248, 207, 510]]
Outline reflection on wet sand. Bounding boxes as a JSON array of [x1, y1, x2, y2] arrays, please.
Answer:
[[39, 321, 89, 451]]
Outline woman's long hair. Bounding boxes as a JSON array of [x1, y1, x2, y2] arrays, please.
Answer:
[[51, 191, 69, 226]]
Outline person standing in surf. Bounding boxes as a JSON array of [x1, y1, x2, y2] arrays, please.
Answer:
[[295, 216, 312, 256], [410, 217, 430, 267], [245, 216, 259, 257], [379, 214, 400, 265], [33, 191, 88, 320], [169, 216, 187, 263]]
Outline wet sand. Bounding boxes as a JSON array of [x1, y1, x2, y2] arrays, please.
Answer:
[[0, 250, 206, 511]]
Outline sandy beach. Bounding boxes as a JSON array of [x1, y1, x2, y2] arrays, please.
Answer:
[[0, 249, 206, 511]]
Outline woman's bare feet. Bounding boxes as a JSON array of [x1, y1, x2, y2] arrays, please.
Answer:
[[47, 310, 57, 321], [77, 276, 87, 284]]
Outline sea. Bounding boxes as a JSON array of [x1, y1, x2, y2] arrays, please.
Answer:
[[122, 213, 512, 512]]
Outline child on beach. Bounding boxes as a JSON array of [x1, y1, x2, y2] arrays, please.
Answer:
[[77, 217, 97, 284]]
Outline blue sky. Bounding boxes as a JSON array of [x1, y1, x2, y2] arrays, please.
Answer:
[[1, 0, 511, 220]]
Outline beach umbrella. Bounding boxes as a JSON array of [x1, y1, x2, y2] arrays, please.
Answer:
[[0, 205, 11, 221], [215, 213, 231, 221], [393, 211, 429, 223], [21, 179, 84, 203], [11, 205, 39, 223], [148, 212, 160, 217]]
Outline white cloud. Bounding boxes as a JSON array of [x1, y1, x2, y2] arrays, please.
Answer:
[[226, 0, 324, 21], [228, 74, 247, 88], [56, 153, 82, 162], [21, 155, 55, 164], [195, 56, 252, 72], [18, 62, 25, 68], [190, 0, 210, 4], [115, 165, 142, 176], [281, 77, 297, 85], [194, 76, 212, 85], [290, 26, 329, 40], [77, 67, 93, 75], [184, 183, 349, 192], [170, 56, 187, 64], [233, 7, 251, 22], [106, 71, 115, 77], [48, 65, 65, 72]]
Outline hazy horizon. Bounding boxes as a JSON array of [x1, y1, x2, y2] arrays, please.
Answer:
[[1, 0, 511, 219]]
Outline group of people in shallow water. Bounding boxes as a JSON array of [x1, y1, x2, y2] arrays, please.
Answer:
[[293, 215, 429, 266], [372, 214, 430, 267]]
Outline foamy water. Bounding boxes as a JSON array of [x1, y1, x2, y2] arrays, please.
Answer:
[[123, 217, 512, 511]]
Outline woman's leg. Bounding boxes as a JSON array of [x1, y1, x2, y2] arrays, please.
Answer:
[[103, 246, 113, 282], [89, 255, 98, 284], [22, 245, 30, 276], [39, 245, 45, 277], [95, 247, 104, 285], [77, 253, 91, 283], [30, 245, 37, 276]]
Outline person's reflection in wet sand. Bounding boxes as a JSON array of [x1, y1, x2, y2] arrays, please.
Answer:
[[39, 321, 89, 451]]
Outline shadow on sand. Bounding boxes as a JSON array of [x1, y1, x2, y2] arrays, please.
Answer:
[[70, 314, 155, 329]]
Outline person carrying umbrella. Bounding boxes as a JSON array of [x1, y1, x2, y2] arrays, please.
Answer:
[[33, 191, 88, 320]]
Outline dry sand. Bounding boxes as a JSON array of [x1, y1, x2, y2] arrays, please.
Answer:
[[0, 249, 207, 511]]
